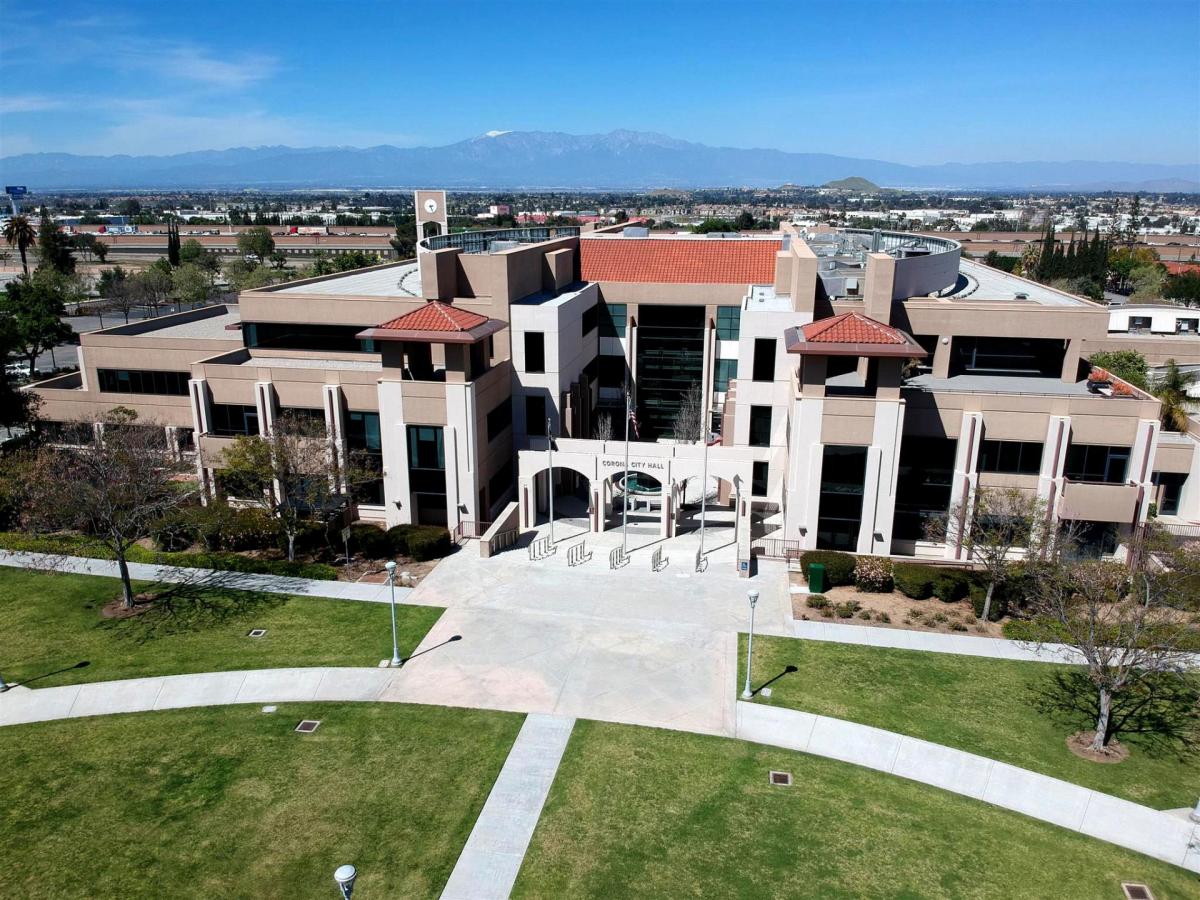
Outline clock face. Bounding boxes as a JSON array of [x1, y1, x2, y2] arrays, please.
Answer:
[[424, 198, 439, 214]]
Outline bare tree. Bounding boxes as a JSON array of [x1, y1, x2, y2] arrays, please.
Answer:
[[594, 413, 613, 442], [13, 408, 196, 608], [218, 412, 361, 561], [1023, 533, 1200, 752], [927, 487, 1050, 620], [671, 380, 705, 444]]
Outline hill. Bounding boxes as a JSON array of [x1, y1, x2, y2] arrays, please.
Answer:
[[823, 177, 881, 192]]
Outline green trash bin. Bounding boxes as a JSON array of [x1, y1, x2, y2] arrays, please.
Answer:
[[808, 562, 826, 594]]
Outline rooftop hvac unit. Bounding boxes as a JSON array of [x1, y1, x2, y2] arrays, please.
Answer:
[[622, 226, 649, 237]]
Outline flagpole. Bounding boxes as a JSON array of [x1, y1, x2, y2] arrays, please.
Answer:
[[547, 416, 555, 544], [699, 427, 709, 560], [622, 389, 630, 555]]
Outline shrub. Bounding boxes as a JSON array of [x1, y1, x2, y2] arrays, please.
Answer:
[[876, 612, 892, 624], [950, 622, 969, 632], [853, 556, 893, 593], [799, 550, 856, 587], [804, 594, 829, 610], [933, 569, 972, 603], [347, 523, 391, 559], [151, 509, 198, 552], [971, 585, 1010, 622], [893, 563, 937, 600], [858, 609, 872, 620], [406, 527, 452, 561], [834, 600, 861, 619], [931, 612, 949, 624]]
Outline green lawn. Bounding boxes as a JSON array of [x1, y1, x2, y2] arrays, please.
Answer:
[[514, 721, 1199, 899], [0, 568, 443, 687], [0, 704, 521, 899], [738, 634, 1200, 810]]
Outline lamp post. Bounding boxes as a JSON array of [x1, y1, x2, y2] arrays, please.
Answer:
[[741, 589, 759, 700], [546, 416, 555, 544], [698, 429, 710, 560], [622, 389, 631, 554], [333, 864, 357, 900], [385, 560, 401, 667]]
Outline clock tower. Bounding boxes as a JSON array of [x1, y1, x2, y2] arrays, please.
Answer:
[[414, 189, 448, 250]]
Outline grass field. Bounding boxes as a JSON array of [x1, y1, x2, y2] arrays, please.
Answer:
[[514, 721, 1200, 899], [738, 634, 1200, 810], [0, 568, 443, 687], [0, 704, 522, 899]]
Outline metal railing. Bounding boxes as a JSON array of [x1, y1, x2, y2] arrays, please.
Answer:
[[487, 528, 518, 555], [751, 538, 801, 560], [454, 520, 491, 541], [651, 546, 669, 572], [528, 535, 555, 560], [567, 540, 592, 567], [609, 546, 629, 569], [420, 226, 580, 255]]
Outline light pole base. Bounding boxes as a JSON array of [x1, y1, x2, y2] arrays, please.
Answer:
[[741, 689, 753, 700], [391, 657, 403, 668]]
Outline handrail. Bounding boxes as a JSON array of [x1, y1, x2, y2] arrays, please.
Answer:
[[487, 528, 518, 555]]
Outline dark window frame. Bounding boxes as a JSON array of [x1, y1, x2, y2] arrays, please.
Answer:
[[524, 332, 546, 374]]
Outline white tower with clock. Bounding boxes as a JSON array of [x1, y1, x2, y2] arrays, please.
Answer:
[[414, 189, 448, 253]]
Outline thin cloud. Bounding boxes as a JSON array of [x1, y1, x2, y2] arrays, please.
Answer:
[[0, 95, 65, 115]]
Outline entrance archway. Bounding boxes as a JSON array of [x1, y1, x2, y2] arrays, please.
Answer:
[[529, 464, 593, 539]]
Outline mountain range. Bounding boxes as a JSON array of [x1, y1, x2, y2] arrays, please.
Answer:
[[2, 130, 1197, 192]]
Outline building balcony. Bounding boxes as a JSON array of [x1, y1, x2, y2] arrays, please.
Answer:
[[197, 433, 240, 467], [1058, 478, 1141, 524]]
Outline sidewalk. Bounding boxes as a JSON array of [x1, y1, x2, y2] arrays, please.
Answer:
[[735, 701, 1200, 875], [0, 550, 423, 605]]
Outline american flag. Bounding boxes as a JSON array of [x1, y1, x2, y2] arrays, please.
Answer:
[[628, 406, 640, 440]]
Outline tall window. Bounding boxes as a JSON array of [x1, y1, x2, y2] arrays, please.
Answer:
[[1064, 444, 1130, 484], [748, 406, 772, 447], [487, 397, 512, 442], [600, 302, 627, 337], [524, 332, 546, 373], [98, 369, 189, 396], [278, 407, 326, 429], [752, 338, 776, 382], [713, 358, 737, 393], [581, 302, 599, 337], [752, 461, 769, 496], [347, 411, 383, 504], [525, 395, 547, 437], [978, 440, 1043, 475], [715, 307, 741, 341], [407, 425, 446, 525]]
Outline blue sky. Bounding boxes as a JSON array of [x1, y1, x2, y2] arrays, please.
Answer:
[[1, 0, 1197, 164]]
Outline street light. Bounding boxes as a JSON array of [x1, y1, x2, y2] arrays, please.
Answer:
[[741, 589, 760, 700], [334, 864, 357, 900], [546, 416, 555, 544], [385, 560, 401, 667]]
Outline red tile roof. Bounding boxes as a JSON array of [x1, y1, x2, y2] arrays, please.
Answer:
[[1165, 261, 1200, 276], [580, 238, 780, 284], [802, 312, 908, 345], [375, 301, 489, 333]]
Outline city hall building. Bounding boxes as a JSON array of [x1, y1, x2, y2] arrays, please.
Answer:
[[29, 191, 1200, 564]]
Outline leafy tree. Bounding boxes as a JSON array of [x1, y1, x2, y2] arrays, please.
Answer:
[[3, 215, 37, 275], [237, 226, 275, 264], [136, 259, 175, 315], [733, 211, 755, 231], [0, 272, 75, 376], [928, 487, 1049, 622], [35, 208, 75, 275], [1129, 264, 1166, 302], [389, 215, 417, 258], [166, 220, 181, 267], [97, 266, 138, 323], [1023, 531, 1200, 752], [172, 262, 213, 308], [223, 257, 278, 291], [115, 198, 142, 218], [217, 412, 354, 561], [10, 408, 196, 609], [1152, 360, 1195, 432], [692, 218, 737, 234], [0, 314, 39, 429], [1108, 246, 1160, 293], [268, 250, 289, 270], [1087, 350, 1148, 390], [1165, 271, 1200, 306]]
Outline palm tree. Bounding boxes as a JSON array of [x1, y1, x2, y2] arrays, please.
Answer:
[[2, 214, 36, 275], [1153, 359, 1196, 432]]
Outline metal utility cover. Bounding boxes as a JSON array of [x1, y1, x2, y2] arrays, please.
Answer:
[[247, 629, 267, 638], [1122, 885, 1154, 900], [294, 720, 321, 733], [769, 771, 793, 786]]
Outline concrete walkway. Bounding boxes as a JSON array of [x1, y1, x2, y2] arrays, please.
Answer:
[[0, 550, 420, 605], [440, 714, 575, 900], [736, 701, 1200, 875]]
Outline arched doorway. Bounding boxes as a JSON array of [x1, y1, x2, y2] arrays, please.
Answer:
[[531, 465, 592, 538], [674, 474, 738, 543], [606, 469, 663, 536]]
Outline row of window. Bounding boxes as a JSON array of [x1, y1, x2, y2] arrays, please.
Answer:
[[487, 397, 512, 442], [98, 368, 190, 396], [592, 303, 740, 341]]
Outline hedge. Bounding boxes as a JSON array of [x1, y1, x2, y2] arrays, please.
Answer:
[[385, 524, 453, 561], [798, 550, 856, 587], [893, 563, 938, 600], [0, 532, 338, 581], [934, 569, 974, 603]]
